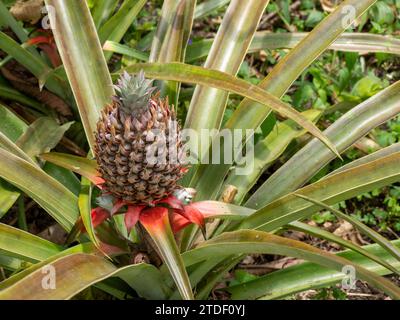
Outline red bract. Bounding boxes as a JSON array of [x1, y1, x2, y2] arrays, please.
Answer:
[[111, 199, 129, 216], [139, 207, 169, 233], [88, 196, 207, 237], [169, 212, 191, 234], [93, 176, 105, 187], [159, 196, 184, 211], [27, 31, 62, 67], [124, 205, 143, 233], [80, 207, 110, 232], [91, 207, 110, 228]]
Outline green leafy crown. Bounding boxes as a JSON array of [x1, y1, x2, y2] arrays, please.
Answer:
[[114, 70, 157, 114]]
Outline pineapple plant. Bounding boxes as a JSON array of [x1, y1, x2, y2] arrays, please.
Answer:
[[91, 71, 205, 246], [0, 0, 400, 302], [94, 71, 186, 205]]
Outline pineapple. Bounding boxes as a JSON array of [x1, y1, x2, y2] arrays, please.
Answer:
[[94, 71, 186, 205]]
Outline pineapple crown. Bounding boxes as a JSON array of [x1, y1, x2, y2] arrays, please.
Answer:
[[114, 71, 157, 114]]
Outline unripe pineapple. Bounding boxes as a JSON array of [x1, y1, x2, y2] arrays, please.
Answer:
[[94, 71, 186, 205]]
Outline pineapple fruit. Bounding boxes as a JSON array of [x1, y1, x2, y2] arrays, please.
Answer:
[[94, 71, 186, 205]]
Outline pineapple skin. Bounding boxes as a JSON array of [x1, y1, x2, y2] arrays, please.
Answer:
[[94, 72, 186, 205]]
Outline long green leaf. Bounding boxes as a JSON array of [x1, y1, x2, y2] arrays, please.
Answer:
[[0, 33, 69, 106], [185, 0, 269, 151], [100, 0, 147, 61], [0, 223, 62, 263], [45, 0, 114, 151], [0, 104, 27, 142], [182, 199, 400, 280], [39, 152, 102, 185], [0, 1, 28, 42], [0, 254, 110, 299], [0, 243, 98, 290], [0, 241, 138, 301], [0, 31, 55, 90], [197, 136, 393, 267], [0, 1, 43, 60], [239, 152, 400, 232], [246, 80, 400, 208], [149, 0, 181, 62], [0, 253, 168, 300], [195, 255, 240, 300], [0, 148, 79, 231], [0, 117, 75, 216], [98, 0, 143, 42], [0, 105, 28, 218], [289, 221, 400, 276], [158, 0, 196, 105], [103, 41, 149, 61], [227, 240, 400, 300], [78, 176, 98, 246], [16, 117, 73, 159], [0, 252, 25, 272], [326, 143, 400, 177], [250, 32, 400, 55], [224, 109, 321, 204], [167, 257, 224, 300], [92, 0, 119, 29], [0, 85, 47, 113], [191, 201, 254, 220], [140, 208, 194, 300], [123, 63, 339, 158], [186, 32, 400, 62], [295, 194, 400, 264], [117, 263, 170, 299], [0, 132, 37, 166], [234, 0, 376, 106], [194, 0, 230, 19], [193, 0, 376, 202], [183, 230, 400, 299], [0, 180, 19, 219], [43, 162, 80, 196], [0, 235, 162, 298]]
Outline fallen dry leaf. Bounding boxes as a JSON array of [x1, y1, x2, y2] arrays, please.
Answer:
[[10, 0, 44, 24]]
